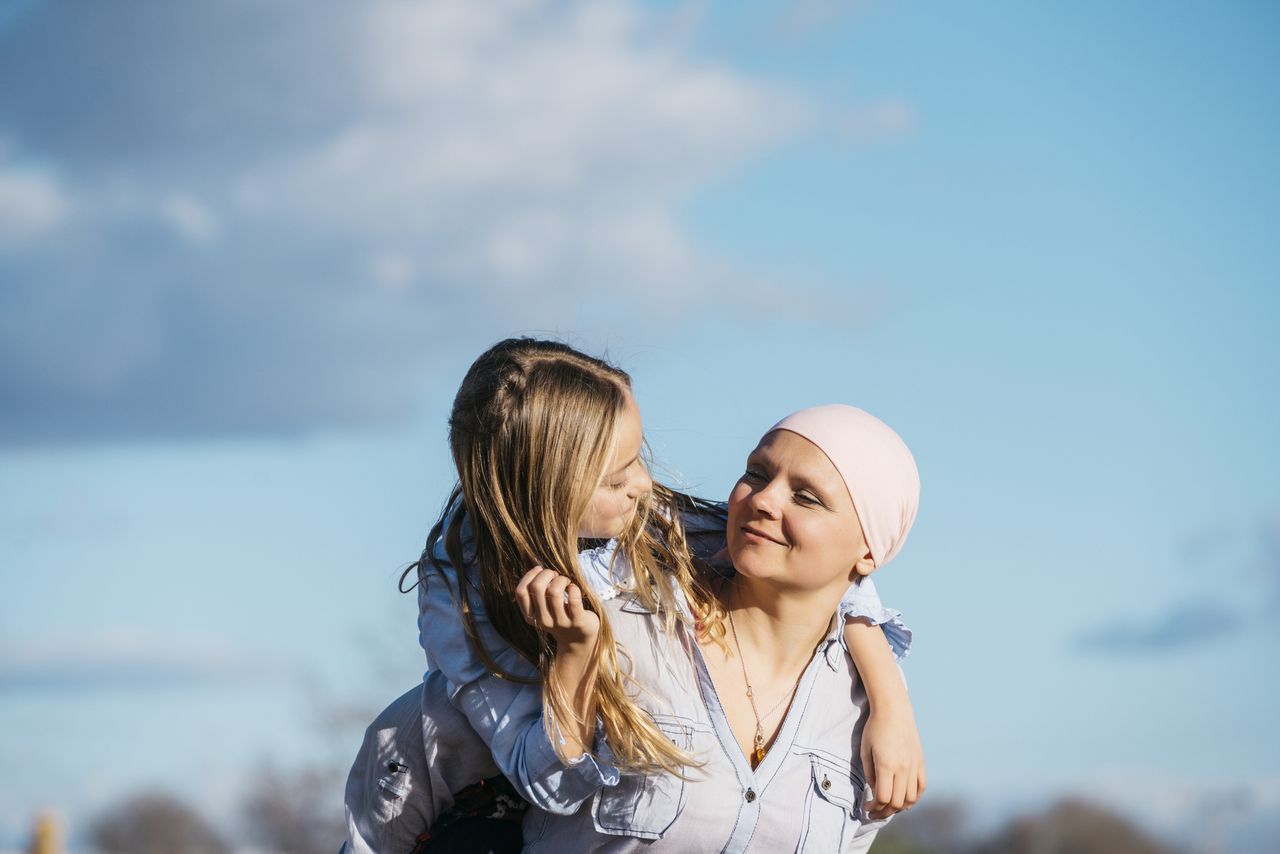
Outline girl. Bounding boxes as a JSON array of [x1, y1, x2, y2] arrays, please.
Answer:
[[343, 340, 921, 851]]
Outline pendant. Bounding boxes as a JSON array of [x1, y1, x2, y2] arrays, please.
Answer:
[[752, 730, 765, 767]]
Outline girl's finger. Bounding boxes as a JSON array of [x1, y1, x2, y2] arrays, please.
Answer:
[[545, 576, 570, 626], [515, 566, 547, 618], [564, 583, 584, 620], [918, 765, 928, 795], [514, 567, 543, 621], [526, 570, 554, 626], [905, 772, 920, 809], [889, 772, 908, 812], [874, 770, 894, 814], [860, 744, 875, 799]]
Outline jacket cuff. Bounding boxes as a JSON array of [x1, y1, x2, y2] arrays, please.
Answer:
[[522, 718, 620, 814]]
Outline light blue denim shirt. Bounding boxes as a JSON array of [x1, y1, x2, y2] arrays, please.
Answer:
[[416, 527, 620, 815], [342, 674, 503, 854], [415, 500, 912, 817], [521, 591, 892, 852]]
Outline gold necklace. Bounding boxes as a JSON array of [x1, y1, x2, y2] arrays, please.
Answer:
[[726, 585, 803, 769]]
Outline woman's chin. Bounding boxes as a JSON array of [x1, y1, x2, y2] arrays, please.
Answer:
[[727, 553, 774, 581]]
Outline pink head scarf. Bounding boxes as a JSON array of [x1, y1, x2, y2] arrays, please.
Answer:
[[768, 404, 920, 570]]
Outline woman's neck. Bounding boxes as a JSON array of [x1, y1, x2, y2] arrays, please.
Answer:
[[723, 577, 841, 675]]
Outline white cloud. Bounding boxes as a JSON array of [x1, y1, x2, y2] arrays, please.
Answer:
[[241, 0, 806, 291], [159, 193, 221, 244], [0, 0, 829, 443], [0, 148, 70, 246]]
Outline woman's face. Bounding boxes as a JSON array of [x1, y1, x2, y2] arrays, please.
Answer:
[[727, 429, 874, 593], [578, 390, 652, 539]]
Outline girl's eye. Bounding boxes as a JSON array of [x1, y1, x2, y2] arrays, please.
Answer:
[[741, 468, 765, 482], [794, 492, 819, 506]]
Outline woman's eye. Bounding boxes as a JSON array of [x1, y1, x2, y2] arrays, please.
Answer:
[[794, 492, 819, 506], [741, 469, 764, 482]]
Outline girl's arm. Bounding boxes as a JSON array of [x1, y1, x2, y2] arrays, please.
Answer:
[[843, 619, 926, 819], [514, 566, 602, 761], [419, 560, 618, 815]]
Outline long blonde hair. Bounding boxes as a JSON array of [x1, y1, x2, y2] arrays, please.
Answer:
[[412, 338, 722, 775]]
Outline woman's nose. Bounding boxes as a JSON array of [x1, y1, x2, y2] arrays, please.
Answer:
[[749, 482, 781, 517]]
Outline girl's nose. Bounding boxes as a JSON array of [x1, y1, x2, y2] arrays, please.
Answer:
[[627, 465, 652, 499]]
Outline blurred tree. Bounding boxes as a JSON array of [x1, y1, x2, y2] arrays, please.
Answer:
[[969, 798, 1177, 854], [868, 833, 935, 854], [88, 794, 229, 854], [873, 800, 972, 854], [240, 763, 346, 854]]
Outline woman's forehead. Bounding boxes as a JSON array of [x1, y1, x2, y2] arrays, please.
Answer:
[[754, 430, 848, 492]]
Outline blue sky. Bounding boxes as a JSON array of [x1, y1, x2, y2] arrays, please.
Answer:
[[1, 0, 1277, 850]]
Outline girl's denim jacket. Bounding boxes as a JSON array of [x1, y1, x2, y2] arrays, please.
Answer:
[[414, 500, 912, 817]]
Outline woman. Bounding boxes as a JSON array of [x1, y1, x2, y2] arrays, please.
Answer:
[[518, 404, 921, 852]]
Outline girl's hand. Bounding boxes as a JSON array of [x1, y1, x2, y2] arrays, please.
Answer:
[[515, 566, 601, 650], [860, 700, 926, 819]]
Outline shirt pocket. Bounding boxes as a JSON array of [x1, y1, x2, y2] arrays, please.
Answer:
[[794, 750, 861, 853], [370, 757, 414, 821], [590, 715, 694, 840]]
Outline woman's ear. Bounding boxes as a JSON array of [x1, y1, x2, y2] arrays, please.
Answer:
[[850, 549, 876, 578]]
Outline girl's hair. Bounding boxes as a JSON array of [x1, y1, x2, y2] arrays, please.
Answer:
[[412, 337, 722, 775]]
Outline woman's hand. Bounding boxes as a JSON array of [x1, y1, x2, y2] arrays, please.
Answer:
[[515, 566, 600, 650], [860, 699, 926, 819]]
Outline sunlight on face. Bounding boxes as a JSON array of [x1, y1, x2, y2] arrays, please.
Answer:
[[578, 390, 651, 539], [726, 429, 873, 593]]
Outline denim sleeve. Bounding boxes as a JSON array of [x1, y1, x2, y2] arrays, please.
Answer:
[[418, 557, 620, 814], [837, 576, 913, 661], [679, 499, 730, 564]]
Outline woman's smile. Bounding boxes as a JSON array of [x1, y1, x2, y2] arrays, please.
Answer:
[[740, 524, 785, 546], [727, 429, 872, 593]]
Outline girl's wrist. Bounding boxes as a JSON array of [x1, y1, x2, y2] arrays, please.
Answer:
[[552, 636, 601, 667], [864, 678, 911, 712]]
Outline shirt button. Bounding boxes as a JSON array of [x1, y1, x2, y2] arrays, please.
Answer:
[[744, 788, 757, 803], [821, 776, 831, 790]]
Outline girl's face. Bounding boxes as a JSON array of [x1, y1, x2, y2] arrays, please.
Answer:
[[727, 429, 874, 594], [578, 390, 651, 539]]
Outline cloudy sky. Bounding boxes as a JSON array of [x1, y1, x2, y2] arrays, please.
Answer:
[[2, 0, 1278, 850]]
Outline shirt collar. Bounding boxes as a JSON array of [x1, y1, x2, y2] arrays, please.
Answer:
[[820, 612, 844, 671]]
